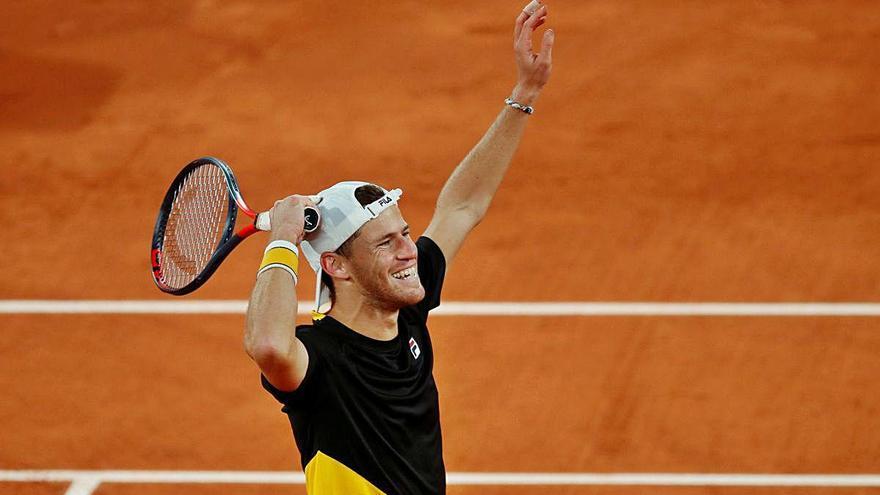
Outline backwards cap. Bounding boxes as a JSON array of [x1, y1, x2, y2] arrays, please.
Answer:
[[300, 181, 403, 315]]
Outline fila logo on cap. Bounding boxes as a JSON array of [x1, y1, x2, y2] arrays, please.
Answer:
[[408, 337, 421, 359]]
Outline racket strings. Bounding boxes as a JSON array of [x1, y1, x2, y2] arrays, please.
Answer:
[[160, 165, 232, 289]]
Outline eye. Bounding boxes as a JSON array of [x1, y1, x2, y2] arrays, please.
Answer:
[[378, 239, 391, 247]]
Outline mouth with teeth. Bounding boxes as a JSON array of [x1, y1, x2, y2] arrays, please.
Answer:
[[391, 265, 418, 281]]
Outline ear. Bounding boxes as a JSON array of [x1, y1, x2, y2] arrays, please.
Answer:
[[320, 252, 351, 280]]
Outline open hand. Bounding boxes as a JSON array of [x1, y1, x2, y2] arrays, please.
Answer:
[[512, 2, 554, 105]]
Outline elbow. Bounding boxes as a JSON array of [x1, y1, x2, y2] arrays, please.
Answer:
[[245, 339, 287, 368], [436, 201, 488, 226], [243, 324, 288, 365], [468, 206, 487, 225], [462, 205, 488, 229]]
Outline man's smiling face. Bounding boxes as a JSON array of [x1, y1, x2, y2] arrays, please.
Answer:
[[340, 206, 424, 310]]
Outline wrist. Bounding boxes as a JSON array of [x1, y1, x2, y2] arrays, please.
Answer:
[[505, 97, 534, 115], [270, 228, 304, 245], [509, 85, 541, 106]]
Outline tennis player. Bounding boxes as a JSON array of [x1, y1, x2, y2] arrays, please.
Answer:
[[245, 4, 553, 493]]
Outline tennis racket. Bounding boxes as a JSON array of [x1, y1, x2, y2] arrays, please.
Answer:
[[151, 156, 320, 295]]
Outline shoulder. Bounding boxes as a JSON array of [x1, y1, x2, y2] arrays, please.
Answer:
[[293, 323, 317, 345], [411, 236, 447, 317], [417, 235, 445, 261], [262, 323, 334, 404], [294, 323, 317, 339], [295, 322, 340, 351], [416, 235, 446, 282]]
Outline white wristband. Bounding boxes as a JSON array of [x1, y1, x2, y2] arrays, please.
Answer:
[[264, 239, 298, 255], [257, 263, 298, 285]]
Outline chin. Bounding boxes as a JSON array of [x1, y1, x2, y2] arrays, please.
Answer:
[[404, 286, 426, 306], [365, 276, 426, 311], [389, 284, 425, 310]]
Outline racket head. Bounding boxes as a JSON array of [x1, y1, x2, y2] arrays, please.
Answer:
[[151, 156, 240, 295]]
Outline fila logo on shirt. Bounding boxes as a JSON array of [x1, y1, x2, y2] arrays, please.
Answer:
[[408, 337, 421, 359]]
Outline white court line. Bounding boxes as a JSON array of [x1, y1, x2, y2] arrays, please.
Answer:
[[2, 300, 880, 316], [1, 470, 879, 488], [62, 477, 101, 495]]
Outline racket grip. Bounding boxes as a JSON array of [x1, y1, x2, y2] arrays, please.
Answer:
[[254, 207, 320, 233], [255, 212, 272, 231]]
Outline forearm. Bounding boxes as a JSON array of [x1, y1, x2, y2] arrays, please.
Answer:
[[436, 103, 532, 218], [436, 0, 553, 219], [244, 269, 299, 360]]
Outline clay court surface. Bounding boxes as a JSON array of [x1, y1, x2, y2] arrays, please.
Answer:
[[2, 1, 879, 494]]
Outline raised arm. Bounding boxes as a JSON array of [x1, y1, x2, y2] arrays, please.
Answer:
[[244, 195, 314, 392], [424, 3, 554, 263]]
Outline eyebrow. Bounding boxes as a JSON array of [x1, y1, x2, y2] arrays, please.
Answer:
[[374, 225, 410, 244]]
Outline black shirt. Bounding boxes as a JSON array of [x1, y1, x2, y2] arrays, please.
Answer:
[[262, 236, 447, 495]]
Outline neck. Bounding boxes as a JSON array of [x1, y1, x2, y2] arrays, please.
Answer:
[[327, 294, 399, 341]]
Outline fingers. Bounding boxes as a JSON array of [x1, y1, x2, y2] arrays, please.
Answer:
[[514, 11, 528, 40], [515, 2, 545, 42], [525, 5, 547, 29], [276, 194, 313, 206], [537, 28, 554, 65], [522, 0, 542, 15], [516, 4, 548, 52], [270, 195, 314, 243], [533, 16, 546, 30], [300, 195, 318, 210], [271, 195, 315, 219]]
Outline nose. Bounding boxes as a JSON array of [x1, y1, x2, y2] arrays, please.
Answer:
[[396, 236, 417, 260]]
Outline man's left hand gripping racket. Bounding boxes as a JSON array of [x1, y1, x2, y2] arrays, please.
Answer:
[[151, 156, 320, 295]]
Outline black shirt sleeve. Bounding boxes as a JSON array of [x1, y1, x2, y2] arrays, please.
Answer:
[[260, 326, 320, 405], [413, 236, 446, 318]]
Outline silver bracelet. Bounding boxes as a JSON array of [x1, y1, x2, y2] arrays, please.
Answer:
[[505, 97, 534, 115]]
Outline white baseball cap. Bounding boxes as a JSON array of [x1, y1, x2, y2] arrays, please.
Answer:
[[300, 181, 403, 314]]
